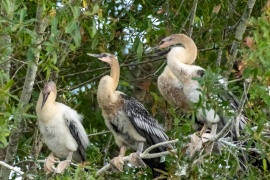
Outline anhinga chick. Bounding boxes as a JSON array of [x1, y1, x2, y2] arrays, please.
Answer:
[[36, 81, 89, 174], [157, 34, 246, 139], [87, 52, 171, 178]]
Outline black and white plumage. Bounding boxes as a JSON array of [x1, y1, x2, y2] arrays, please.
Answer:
[[36, 81, 89, 174], [87, 52, 171, 178], [157, 34, 246, 139]]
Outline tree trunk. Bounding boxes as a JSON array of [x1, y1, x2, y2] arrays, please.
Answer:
[[0, 0, 48, 178]]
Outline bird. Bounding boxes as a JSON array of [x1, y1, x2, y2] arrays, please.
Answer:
[[36, 81, 90, 174], [87, 52, 172, 179], [157, 65, 190, 112], [157, 34, 246, 139]]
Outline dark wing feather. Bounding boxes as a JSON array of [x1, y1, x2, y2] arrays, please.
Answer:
[[64, 114, 87, 162], [214, 77, 247, 138], [120, 94, 169, 152]]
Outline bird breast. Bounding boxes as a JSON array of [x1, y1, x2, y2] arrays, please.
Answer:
[[158, 73, 190, 111], [38, 106, 78, 159]]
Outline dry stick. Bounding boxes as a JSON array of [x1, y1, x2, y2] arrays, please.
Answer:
[[173, 0, 186, 19], [0, 161, 24, 175], [142, 139, 179, 155], [96, 139, 179, 176], [103, 134, 113, 166], [88, 130, 111, 137], [235, 79, 251, 138], [188, 0, 198, 37], [219, 139, 260, 154], [68, 71, 109, 91], [210, 78, 250, 142]]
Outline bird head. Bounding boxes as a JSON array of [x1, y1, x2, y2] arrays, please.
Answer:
[[158, 34, 185, 49], [87, 53, 116, 65], [41, 81, 56, 109], [157, 34, 197, 64]]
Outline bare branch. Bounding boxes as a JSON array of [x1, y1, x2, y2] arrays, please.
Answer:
[[142, 139, 179, 154], [219, 139, 261, 154], [227, 0, 256, 77], [88, 130, 111, 137], [188, 0, 198, 37], [209, 78, 251, 142], [96, 139, 178, 176], [0, 0, 48, 178], [0, 161, 24, 175]]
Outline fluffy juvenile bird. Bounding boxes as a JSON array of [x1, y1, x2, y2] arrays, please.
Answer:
[[158, 65, 190, 112], [157, 34, 246, 139], [87, 52, 171, 179], [36, 81, 89, 174]]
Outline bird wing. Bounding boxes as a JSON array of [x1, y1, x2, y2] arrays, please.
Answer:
[[63, 110, 89, 162], [120, 94, 169, 152], [196, 72, 246, 133]]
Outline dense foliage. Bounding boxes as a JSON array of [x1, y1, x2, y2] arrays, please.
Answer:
[[0, 0, 270, 179]]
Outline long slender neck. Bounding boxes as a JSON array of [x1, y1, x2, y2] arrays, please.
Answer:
[[110, 59, 120, 91], [97, 59, 120, 107], [167, 53, 193, 85], [174, 35, 197, 64], [36, 92, 57, 121]]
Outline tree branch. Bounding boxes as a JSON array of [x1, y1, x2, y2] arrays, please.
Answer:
[[0, 0, 48, 179], [219, 139, 261, 154], [226, 0, 256, 77], [0, 161, 24, 175], [188, 0, 198, 37], [96, 139, 178, 176], [209, 78, 251, 142]]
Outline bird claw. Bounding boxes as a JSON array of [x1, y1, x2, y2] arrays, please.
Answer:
[[44, 155, 59, 175], [201, 132, 215, 142], [55, 160, 71, 174], [110, 156, 124, 172], [129, 152, 146, 167]]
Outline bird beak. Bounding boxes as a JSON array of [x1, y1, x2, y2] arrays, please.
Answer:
[[157, 48, 171, 56], [87, 53, 103, 58], [41, 92, 50, 109], [145, 46, 159, 53]]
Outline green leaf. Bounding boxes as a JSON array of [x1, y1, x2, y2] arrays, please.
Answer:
[[136, 41, 143, 61], [65, 21, 77, 34], [91, 18, 97, 38]]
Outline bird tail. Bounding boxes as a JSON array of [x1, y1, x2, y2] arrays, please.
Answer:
[[142, 158, 167, 179]]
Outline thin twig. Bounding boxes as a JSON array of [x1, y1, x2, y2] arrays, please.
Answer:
[[88, 131, 111, 137], [235, 79, 251, 138], [96, 139, 179, 176], [210, 79, 250, 142], [188, 0, 198, 37], [142, 139, 178, 154], [62, 56, 165, 78], [0, 161, 24, 175]]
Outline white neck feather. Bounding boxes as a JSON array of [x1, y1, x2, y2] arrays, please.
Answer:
[[166, 47, 204, 85]]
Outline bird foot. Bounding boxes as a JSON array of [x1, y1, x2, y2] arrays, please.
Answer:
[[201, 132, 215, 143], [199, 125, 210, 136], [55, 160, 71, 174], [110, 156, 124, 172], [44, 155, 59, 175], [129, 152, 146, 167]]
